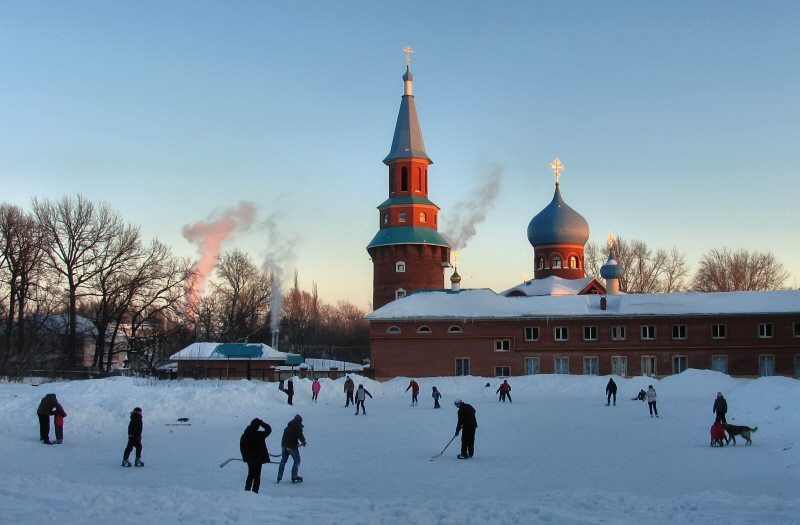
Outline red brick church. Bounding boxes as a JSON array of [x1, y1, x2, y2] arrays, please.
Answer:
[[366, 64, 800, 381]]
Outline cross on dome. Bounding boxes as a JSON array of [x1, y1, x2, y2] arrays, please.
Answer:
[[403, 46, 414, 65], [550, 158, 564, 185]]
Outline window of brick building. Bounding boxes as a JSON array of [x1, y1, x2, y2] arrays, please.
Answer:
[[711, 324, 727, 339], [758, 323, 774, 338], [611, 326, 627, 341], [524, 327, 540, 341], [495, 339, 511, 352], [672, 325, 687, 340], [554, 326, 569, 341], [640, 325, 656, 340], [583, 326, 598, 341]]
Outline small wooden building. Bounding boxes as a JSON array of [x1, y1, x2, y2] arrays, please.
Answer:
[[170, 343, 302, 381]]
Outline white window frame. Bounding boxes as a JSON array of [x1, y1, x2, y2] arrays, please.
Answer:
[[672, 324, 687, 340], [396, 261, 406, 273], [584, 357, 599, 375], [525, 357, 540, 375], [555, 357, 569, 374], [417, 326, 431, 334], [495, 366, 510, 377], [711, 324, 727, 339], [552, 255, 562, 269], [395, 288, 406, 300], [759, 355, 774, 377], [640, 325, 656, 340], [495, 339, 511, 352], [387, 326, 401, 334], [611, 326, 627, 341], [583, 326, 598, 341], [612, 356, 627, 376], [673, 355, 688, 374], [758, 323, 774, 338], [524, 327, 540, 341], [712, 355, 727, 374], [448, 326, 462, 333], [642, 356, 656, 377], [554, 326, 569, 341]]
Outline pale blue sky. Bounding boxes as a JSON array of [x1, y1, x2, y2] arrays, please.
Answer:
[[2, 1, 798, 308]]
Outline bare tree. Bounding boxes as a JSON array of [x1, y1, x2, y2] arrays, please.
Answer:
[[691, 248, 789, 292], [211, 249, 273, 343], [281, 270, 319, 351], [32, 195, 125, 368], [584, 237, 689, 293]]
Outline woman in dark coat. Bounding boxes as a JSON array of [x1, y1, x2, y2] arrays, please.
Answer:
[[713, 392, 728, 424], [37, 393, 66, 444], [240, 418, 272, 493]]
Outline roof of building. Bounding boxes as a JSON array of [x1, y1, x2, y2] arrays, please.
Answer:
[[275, 358, 365, 372], [501, 275, 605, 296], [367, 225, 451, 250], [365, 288, 800, 321], [170, 343, 299, 361], [376, 195, 440, 209], [527, 184, 590, 246], [383, 68, 431, 164]]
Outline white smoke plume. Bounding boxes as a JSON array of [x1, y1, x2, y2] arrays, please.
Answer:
[[260, 211, 299, 331], [182, 201, 258, 307], [441, 163, 504, 251]]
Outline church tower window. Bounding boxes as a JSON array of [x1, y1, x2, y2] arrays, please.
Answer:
[[569, 255, 578, 269], [399, 212, 406, 222], [401, 167, 408, 192], [396, 261, 406, 273], [552, 256, 562, 269], [537, 256, 544, 270], [420, 212, 427, 223]]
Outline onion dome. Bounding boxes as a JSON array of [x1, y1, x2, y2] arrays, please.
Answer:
[[600, 251, 624, 280], [527, 184, 590, 246], [450, 268, 461, 284]]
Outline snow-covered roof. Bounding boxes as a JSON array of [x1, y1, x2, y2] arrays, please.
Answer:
[[33, 314, 98, 336], [275, 358, 364, 372], [501, 275, 604, 296], [170, 343, 299, 361], [365, 288, 800, 321]]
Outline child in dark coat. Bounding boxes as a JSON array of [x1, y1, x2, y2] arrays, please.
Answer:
[[122, 407, 144, 467]]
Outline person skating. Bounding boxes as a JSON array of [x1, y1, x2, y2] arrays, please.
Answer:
[[37, 393, 66, 445], [606, 378, 617, 406], [122, 407, 144, 467], [344, 376, 355, 407], [496, 380, 512, 402], [277, 415, 306, 483], [354, 384, 373, 415], [432, 386, 442, 409], [240, 418, 272, 493], [454, 399, 478, 459], [279, 379, 295, 405], [713, 392, 727, 424], [406, 379, 420, 406], [647, 386, 658, 418], [311, 379, 321, 402]]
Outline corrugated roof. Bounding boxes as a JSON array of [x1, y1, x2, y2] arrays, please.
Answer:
[[376, 195, 440, 209], [367, 225, 451, 249], [170, 343, 299, 361]]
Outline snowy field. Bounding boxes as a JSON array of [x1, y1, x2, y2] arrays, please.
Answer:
[[2, 370, 799, 525]]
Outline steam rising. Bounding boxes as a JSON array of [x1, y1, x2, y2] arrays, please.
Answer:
[[441, 163, 504, 251], [182, 201, 257, 306], [260, 212, 299, 331]]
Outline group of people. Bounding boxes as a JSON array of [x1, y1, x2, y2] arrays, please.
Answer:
[[240, 414, 307, 492], [608, 379, 658, 416]]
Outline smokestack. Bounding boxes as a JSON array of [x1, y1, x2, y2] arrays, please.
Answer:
[[271, 327, 279, 350]]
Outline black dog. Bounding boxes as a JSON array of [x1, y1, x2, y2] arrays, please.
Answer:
[[723, 424, 758, 446]]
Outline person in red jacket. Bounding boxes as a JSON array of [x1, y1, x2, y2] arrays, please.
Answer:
[[496, 380, 512, 403], [406, 379, 420, 406], [51, 409, 66, 444]]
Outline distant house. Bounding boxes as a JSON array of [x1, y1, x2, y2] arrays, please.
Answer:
[[170, 343, 303, 381], [274, 357, 366, 381]]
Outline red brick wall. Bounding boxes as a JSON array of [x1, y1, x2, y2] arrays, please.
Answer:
[[369, 314, 800, 379], [533, 243, 585, 279], [369, 244, 449, 309]]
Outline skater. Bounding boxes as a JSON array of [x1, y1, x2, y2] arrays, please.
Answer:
[[51, 408, 65, 444], [454, 399, 478, 459], [311, 379, 321, 402], [647, 385, 658, 417], [37, 393, 66, 444], [344, 376, 355, 407], [354, 384, 373, 415], [122, 407, 144, 467], [277, 415, 306, 483], [632, 389, 647, 401], [406, 379, 420, 406], [496, 380, 512, 402], [432, 386, 442, 408], [713, 392, 727, 424], [240, 418, 272, 493], [606, 378, 617, 406], [279, 379, 294, 406]]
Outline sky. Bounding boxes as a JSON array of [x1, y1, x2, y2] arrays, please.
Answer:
[[1, 1, 799, 310], [2, 371, 799, 523]]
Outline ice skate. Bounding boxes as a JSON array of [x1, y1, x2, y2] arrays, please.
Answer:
[[135, 458, 144, 467], [291, 477, 303, 483], [122, 459, 132, 467]]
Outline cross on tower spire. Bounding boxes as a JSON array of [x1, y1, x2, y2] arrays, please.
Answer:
[[403, 46, 414, 66]]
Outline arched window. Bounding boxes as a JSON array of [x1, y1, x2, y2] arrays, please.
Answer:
[[383, 214, 388, 224], [416, 168, 422, 192], [569, 255, 578, 269], [401, 167, 408, 192], [417, 326, 431, 334], [390, 168, 395, 194], [448, 326, 462, 333], [396, 261, 406, 273], [424, 169, 428, 193], [395, 288, 406, 300], [552, 256, 562, 269], [387, 326, 401, 334], [537, 256, 545, 270], [399, 212, 406, 222], [420, 212, 427, 223]]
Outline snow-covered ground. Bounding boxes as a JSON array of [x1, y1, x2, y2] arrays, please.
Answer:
[[2, 370, 798, 524]]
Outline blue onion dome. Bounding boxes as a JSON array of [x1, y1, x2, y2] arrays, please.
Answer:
[[600, 251, 624, 279], [403, 66, 413, 82], [527, 185, 590, 246]]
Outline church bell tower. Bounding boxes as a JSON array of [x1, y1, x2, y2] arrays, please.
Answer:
[[367, 54, 451, 309]]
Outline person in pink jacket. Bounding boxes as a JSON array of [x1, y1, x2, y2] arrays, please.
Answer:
[[311, 379, 321, 402]]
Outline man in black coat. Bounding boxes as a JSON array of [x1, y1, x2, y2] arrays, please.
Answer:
[[122, 407, 144, 467], [240, 418, 272, 493], [713, 392, 728, 424], [454, 399, 477, 459], [37, 393, 66, 444], [606, 378, 617, 406], [277, 415, 306, 482]]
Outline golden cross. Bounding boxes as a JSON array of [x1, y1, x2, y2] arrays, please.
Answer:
[[403, 46, 414, 65], [550, 158, 564, 184], [607, 233, 615, 249], [452, 251, 459, 268]]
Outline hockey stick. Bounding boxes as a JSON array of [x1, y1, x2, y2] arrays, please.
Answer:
[[220, 457, 281, 468], [431, 434, 458, 460]]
